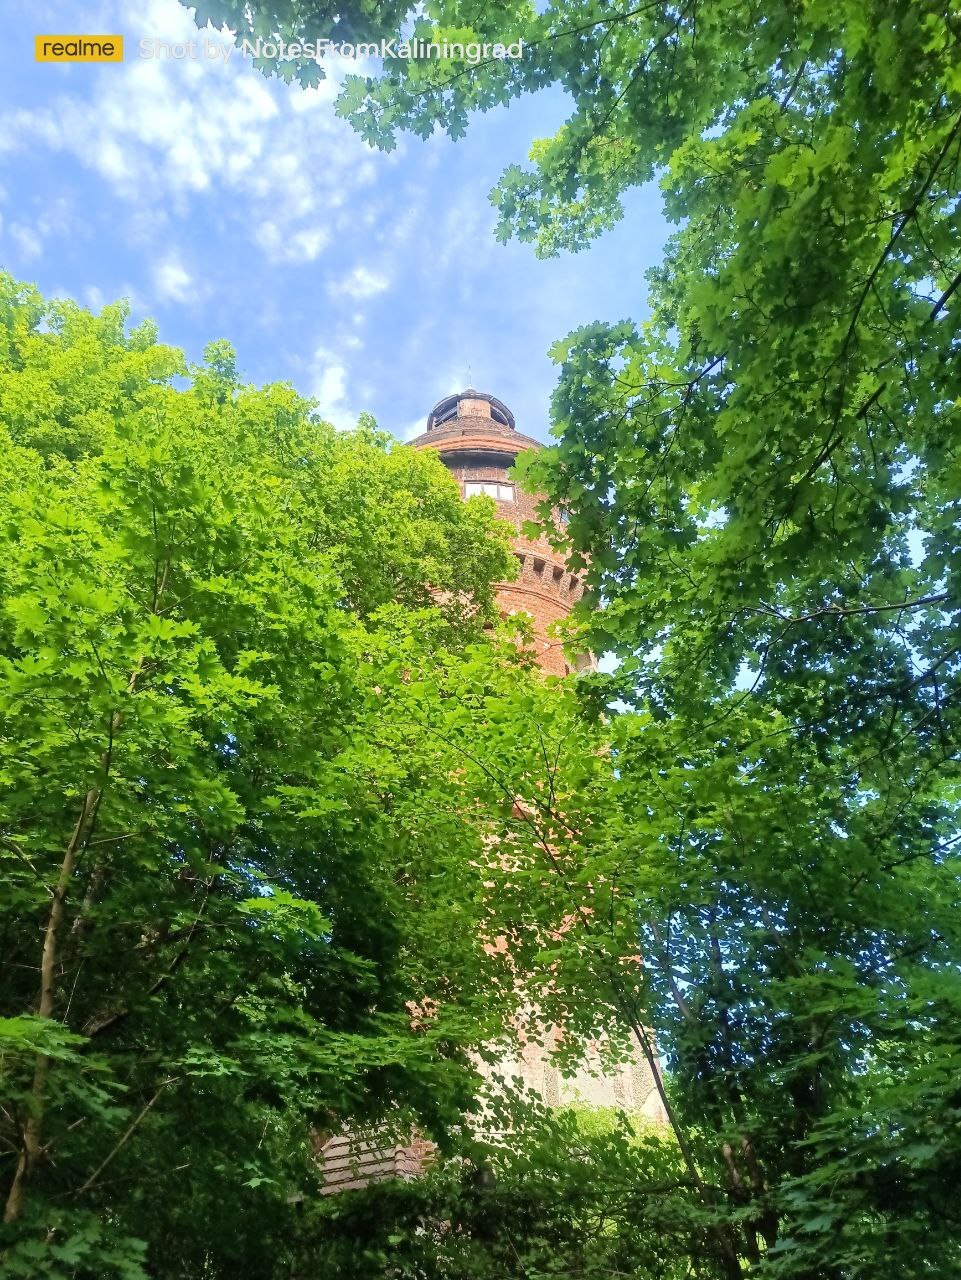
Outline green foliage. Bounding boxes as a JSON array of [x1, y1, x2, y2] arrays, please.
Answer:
[[274, 2, 961, 1275], [0, 276, 565, 1276], [293, 1105, 695, 1279], [23, 0, 961, 1271], [189, 1, 415, 86]]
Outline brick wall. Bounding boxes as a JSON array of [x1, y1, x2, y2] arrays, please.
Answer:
[[416, 419, 587, 678]]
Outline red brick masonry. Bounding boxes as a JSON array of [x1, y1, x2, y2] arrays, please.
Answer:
[[410, 389, 587, 676]]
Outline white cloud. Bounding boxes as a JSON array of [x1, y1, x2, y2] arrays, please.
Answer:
[[288, 80, 340, 111], [402, 416, 428, 441], [1, 197, 75, 263], [382, 204, 418, 249], [309, 338, 372, 429], [310, 346, 353, 428], [327, 264, 391, 301], [254, 220, 329, 262], [153, 255, 193, 303], [316, 362, 347, 408], [8, 222, 41, 260], [0, 0, 386, 269], [118, 282, 151, 318]]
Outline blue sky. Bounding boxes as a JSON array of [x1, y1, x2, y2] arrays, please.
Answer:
[[0, 0, 669, 443]]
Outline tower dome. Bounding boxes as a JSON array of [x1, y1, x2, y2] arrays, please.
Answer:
[[425, 388, 515, 433], [410, 387, 540, 460]]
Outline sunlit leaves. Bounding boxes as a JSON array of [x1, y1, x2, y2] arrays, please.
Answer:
[[0, 276, 545, 1277]]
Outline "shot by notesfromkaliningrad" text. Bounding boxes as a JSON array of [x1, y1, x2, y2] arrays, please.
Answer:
[[138, 36, 526, 65]]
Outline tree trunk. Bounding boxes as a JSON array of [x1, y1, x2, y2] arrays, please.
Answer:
[[4, 787, 100, 1223]]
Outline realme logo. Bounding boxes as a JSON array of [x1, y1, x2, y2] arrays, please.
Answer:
[[35, 35, 124, 62]]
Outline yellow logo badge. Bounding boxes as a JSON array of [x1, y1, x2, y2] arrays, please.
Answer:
[[35, 35, 124, 62]]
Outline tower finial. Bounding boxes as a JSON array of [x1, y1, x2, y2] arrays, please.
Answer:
[[466, 362, 472, 389]]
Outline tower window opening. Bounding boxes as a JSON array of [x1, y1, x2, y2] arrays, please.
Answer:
[[431, 405, 458, 429], [464, 481, 515, 502]]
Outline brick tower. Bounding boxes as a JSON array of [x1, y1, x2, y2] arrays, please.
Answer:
[[318, 391, 662, 1193], [412, 389, 664, 1119], [409, 389, 587, 676]]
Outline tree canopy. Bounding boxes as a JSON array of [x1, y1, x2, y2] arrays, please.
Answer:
[[188, 1, 961, 1273], [0, 277, 613, 1276], [12, 0, 961, 1274]]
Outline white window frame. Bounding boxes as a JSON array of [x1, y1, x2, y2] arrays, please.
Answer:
[[464, 481, 515, 502]]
